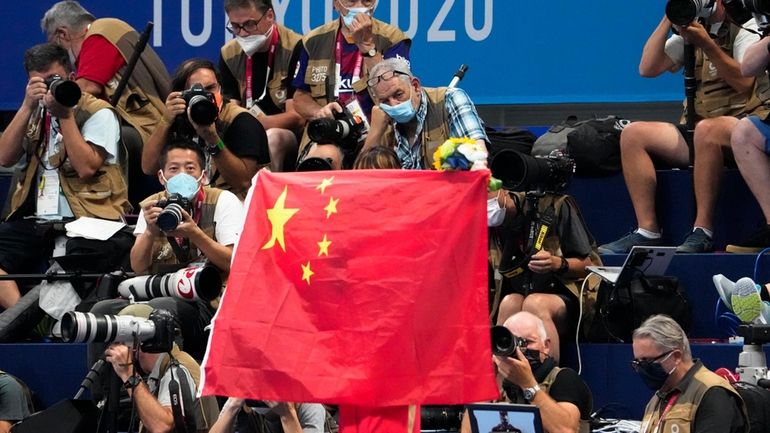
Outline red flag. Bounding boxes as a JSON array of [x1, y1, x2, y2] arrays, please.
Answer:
[[202, 169, 497, 406]]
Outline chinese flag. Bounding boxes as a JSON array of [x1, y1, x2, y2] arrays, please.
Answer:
[[201, 169, 497, 407]]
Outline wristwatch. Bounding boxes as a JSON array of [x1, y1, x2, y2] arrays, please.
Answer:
[[523, 384, 540, 401], [123, 375, 142, 390], [362, 47, 377, 58], [556, 256, 569, 275]]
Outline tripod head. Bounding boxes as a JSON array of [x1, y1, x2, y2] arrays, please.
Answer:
[[737, 324, 770, 387]]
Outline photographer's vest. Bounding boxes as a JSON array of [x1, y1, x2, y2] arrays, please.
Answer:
[[7, 94, 130, 221], [208, 102, 261, 200], [686, 23, 770, 121], [140, 186, 222, 272], [220, 24, 302, 112], [640, 362, 748, 433], [383, 87, 449, 169], [86, 18, 171, 143], [501, 366, 591, 433]]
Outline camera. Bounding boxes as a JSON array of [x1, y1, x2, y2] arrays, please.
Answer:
[[307, 106, 366, 150], [724, 0, 770, 30], [181, 83, 218, 126], [490, 149, 574, 193], [420, 406, 463, 431], [44, 74, 81, 108], [117, 264, 222, 302], [665, 0, 717, 26], [61, 308, 177, 353], [296, 156, 334, 172], [490, 325, 527, 357], [156, 193, 193, 232]]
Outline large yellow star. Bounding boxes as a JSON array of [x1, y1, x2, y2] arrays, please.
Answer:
[[317, 234, 331, 257], [324, 197, 339, 219], [316, 176, 335, 194], [261, 186, 299, 251], [301, 261, 314, 284]]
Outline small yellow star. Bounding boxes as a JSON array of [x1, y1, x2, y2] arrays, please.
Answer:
[[317, 234, 331, 257], [324, 197, 339, 219], [261, 186, 299, 252], [301, 261, 314, 284], [316, 176, 335, 194]]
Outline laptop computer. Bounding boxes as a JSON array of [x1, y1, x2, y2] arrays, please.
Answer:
[[466, 403, 543, 433], [587, 246, 676, 286]]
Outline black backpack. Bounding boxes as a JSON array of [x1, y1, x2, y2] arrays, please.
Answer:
[[485, 126, 537, 158], [532, 115, 629, 177], [733, 381, 770, 433]]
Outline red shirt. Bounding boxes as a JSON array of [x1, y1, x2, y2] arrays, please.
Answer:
[[75, 35, 125, 87]]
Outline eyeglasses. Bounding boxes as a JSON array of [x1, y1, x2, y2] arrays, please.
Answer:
[[226, 11, 269, 35], [630, 350, 674, 372], [366, 70, 410, 87], [340, 0, 377, 8]]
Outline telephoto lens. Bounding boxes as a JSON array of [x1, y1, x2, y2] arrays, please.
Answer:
[[60, 312, 156, 344]]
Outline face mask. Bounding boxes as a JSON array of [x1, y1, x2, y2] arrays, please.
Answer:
[[343, 7, 369, 27], [488, 197, 506, 227], [523, 348, 544, 372], [379, 86, 416, 124], [161, 172, 204, 201], [236, 25, 272, 57], [635, 359, 676, 391]]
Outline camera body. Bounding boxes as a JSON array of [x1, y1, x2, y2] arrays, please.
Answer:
[[307, 106, 367, 151], [181, 83, 218, 126], [61, 308, 177, 353], [44, 74, 81, 108], [490, 325, 528, 357], [156, 193, 193, 232], [490, 149, 575, 194], [665, 0, 717, 26]]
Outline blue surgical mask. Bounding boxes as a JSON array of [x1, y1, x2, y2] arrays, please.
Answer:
[[161, 172, 203, 200], [379, 87, 416, 124], [343, 7, 369, 27]]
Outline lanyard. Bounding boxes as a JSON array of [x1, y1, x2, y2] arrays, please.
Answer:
[[648, 392, 680, 433], [334, 30, 363, 98], [245, 26, 279, 109]]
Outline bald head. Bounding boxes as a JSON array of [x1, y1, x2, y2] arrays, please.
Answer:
[[503, 311, 549, 354]]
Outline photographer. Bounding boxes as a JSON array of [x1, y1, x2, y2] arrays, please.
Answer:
[[363, 58, 489, 170], [103, 304, 218, 433], [142, 58, 270, 200], [41, 1, 170, 145], [219, 0, 305, 171], [633, 314, 747, 433], [210, 398, 326, 433], [728, 32, 770, 252], [0, 43, 131, 310], [93, 139, 243, 360], [291, 0, 410, 154], [600, 1, 770, 254], [460, 312, 592, 433], [489, 151, 599, 363]]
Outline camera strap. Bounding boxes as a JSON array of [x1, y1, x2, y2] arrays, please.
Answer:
[[168, 357, 196, 433], [499, 196, 557, 279], [167, 236, 191, 265]]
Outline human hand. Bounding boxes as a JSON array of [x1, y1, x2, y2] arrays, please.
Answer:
[[349, 12, 374, 51], [528, 249, 555, 274], [104, 343, 134, 382], [493, 348, 536, 390], [43, 93, 73, 119], [23, 77, 47, 111], [674, 21, 712, 49], [164, 208, 198, 238], [142, 200, 163, 235], [314, 102, 344, 120], [264, 401, 297, 417], [164, 91, 186, 123]]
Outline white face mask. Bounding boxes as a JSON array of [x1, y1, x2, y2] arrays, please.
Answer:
[[487, 197, 506, 227], [236, 25, 272, 57]]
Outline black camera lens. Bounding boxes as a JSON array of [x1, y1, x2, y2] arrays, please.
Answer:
[[296, 157, 334, 172], [45, 75, 81, 107], [666, 0, 698, 26], [491, 326, 516, 356], [307, 118, 351, 143], [188, 95, 218, 125], [157, 203, 185, 232], [490, 149, 574, 193]]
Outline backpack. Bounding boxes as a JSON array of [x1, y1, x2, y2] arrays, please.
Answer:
[[733, 381, 770, 433], [532, 115, 630, 177], [585, 275, 691, 342], [485, 126, 537, 159]]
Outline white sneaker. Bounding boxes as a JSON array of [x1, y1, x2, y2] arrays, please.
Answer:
[[713, 274, 736, 310], [731, 277, 763, 324]]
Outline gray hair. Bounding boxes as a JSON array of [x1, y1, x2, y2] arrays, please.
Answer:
[[368, 57, 413, 88], [224, 0, 272, 13], [633, 314, 692, 360], [41, 1, 95, 39], [504, 311, 548, 343]]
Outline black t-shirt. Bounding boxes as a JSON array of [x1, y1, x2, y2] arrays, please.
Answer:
[[222, 111, 269, 165], [548, 368, 593, 421], [219, 42, 302, 116], [692, 387, 746, 433]]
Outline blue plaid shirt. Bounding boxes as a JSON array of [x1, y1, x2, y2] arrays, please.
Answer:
[[394, 87, 488, 170]]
